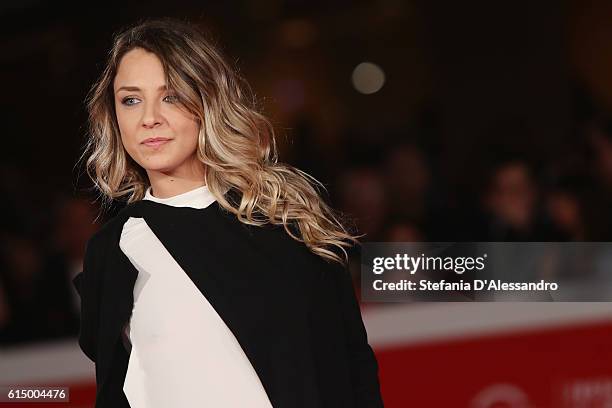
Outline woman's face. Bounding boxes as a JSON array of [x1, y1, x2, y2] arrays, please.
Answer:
[[113, 47, 200, 176]]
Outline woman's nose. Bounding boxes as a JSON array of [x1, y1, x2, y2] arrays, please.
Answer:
[[141, 101, 163, 128]]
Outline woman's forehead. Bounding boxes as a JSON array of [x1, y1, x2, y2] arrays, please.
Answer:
[[114, 49, 166, 89]]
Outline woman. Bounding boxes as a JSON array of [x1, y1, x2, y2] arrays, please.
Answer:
[[73, 17, 384, 408]]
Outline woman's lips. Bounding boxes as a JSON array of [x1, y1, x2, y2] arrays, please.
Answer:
[[143, 139, 171, 148]]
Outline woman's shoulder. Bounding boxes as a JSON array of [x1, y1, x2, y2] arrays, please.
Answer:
[[242, 217, 349, 275], [87, 202, 143, 253]]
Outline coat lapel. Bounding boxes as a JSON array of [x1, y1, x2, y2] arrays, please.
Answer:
[[96, 208, 139, 395]]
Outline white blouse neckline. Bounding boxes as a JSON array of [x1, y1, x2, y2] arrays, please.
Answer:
[[144, 184, 217, 209]]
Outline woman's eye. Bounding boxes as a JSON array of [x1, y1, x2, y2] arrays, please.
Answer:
[[122, 97, 140, 106], [164, 95, 179, 103]]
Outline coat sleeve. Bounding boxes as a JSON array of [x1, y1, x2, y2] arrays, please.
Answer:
[[333, 261, 385, 407], [72, 235, 101, 363]]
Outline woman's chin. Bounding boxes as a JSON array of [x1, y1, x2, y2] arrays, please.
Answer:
[[141, 162, 178, 174]]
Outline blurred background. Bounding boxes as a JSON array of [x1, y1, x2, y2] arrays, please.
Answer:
[[1, 0, 612, 406]]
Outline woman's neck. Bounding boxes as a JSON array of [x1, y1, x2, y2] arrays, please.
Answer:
[[146, 166, 207, 199]]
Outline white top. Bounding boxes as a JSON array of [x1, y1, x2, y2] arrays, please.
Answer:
[[120, 184, 272, 408]]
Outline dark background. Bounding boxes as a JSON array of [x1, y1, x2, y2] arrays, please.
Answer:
[[1, 0, 611, 345]]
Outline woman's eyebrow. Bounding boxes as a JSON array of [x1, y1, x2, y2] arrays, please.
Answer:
[[115, 85, 168, 94]]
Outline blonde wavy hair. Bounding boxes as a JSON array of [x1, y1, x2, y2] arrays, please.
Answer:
[[79, 17, 360, 265]]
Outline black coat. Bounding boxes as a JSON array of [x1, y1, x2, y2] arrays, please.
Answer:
[[72, 197, 384, 407]]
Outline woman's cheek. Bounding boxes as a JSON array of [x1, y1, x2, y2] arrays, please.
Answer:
[[118, 118, 140, 153]]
